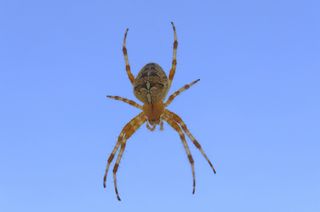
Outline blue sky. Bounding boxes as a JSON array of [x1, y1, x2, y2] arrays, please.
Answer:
[[1, 0, 320, 211]]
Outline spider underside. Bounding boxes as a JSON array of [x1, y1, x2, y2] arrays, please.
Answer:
[[104, 22, 216, 201]]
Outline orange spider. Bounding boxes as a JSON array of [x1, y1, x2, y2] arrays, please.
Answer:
[[104, 22, 216, 201]]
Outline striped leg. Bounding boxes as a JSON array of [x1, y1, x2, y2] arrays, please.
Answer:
[[165, 110, 216, 174], [164, 79, 200, 107], [112, 113, 146, 201], [122, 28, 135, 84], [103, 139, 121, 188], [163, 115, 196, 194], [103, 113, 146, 190], [113, 143, 126, 201], [168, 22, 178, 90], [107, 95, 143, 110]]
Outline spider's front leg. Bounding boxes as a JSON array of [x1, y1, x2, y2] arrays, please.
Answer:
[[162, 115, 196, 194], [164, 109, 216, 174], [103, 112, 146, 201]]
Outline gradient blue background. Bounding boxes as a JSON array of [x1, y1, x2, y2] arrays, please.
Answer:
[[1, 0, 319, 211]]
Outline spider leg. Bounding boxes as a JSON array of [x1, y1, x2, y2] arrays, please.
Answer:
[[107, 95, 143, 110], [162, 115, 196, 194], [103, 113, 146, 190], [113, 143, 126, 201], [103, 139, 121, 188], [122, 28, 135, 84], [111, 112, 146, 201], [168, 22, 178, 90], [165, 109, 216, 174], [164, 79, 200, 107]]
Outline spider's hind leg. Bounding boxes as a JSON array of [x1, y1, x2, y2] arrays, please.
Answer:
[[122, 28, 135, 84], [168, 22, 178, 90]]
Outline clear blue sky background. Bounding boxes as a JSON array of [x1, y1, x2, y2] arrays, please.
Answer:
[[1, 0, 319, 211]]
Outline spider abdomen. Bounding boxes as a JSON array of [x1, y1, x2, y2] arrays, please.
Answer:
[[134, 63, 168, 104]]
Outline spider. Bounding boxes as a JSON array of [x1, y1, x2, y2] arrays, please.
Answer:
[[103, 22, 216, 201]]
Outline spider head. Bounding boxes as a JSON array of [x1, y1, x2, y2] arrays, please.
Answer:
[[143, 102, 165, 128], [133, 63, 168, 104], [148, 118, 159, 125]]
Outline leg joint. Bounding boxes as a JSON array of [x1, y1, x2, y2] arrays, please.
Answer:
[[173, 41, 178, 48], [188, 155, 194, 164], [194, 141, 201, 149], [113, 164, 119, 173], [122, 47, 127, 54], [107, 154, 115, 163]]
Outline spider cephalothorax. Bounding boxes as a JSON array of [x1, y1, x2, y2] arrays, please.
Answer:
[[104, 22, 216, 201]]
